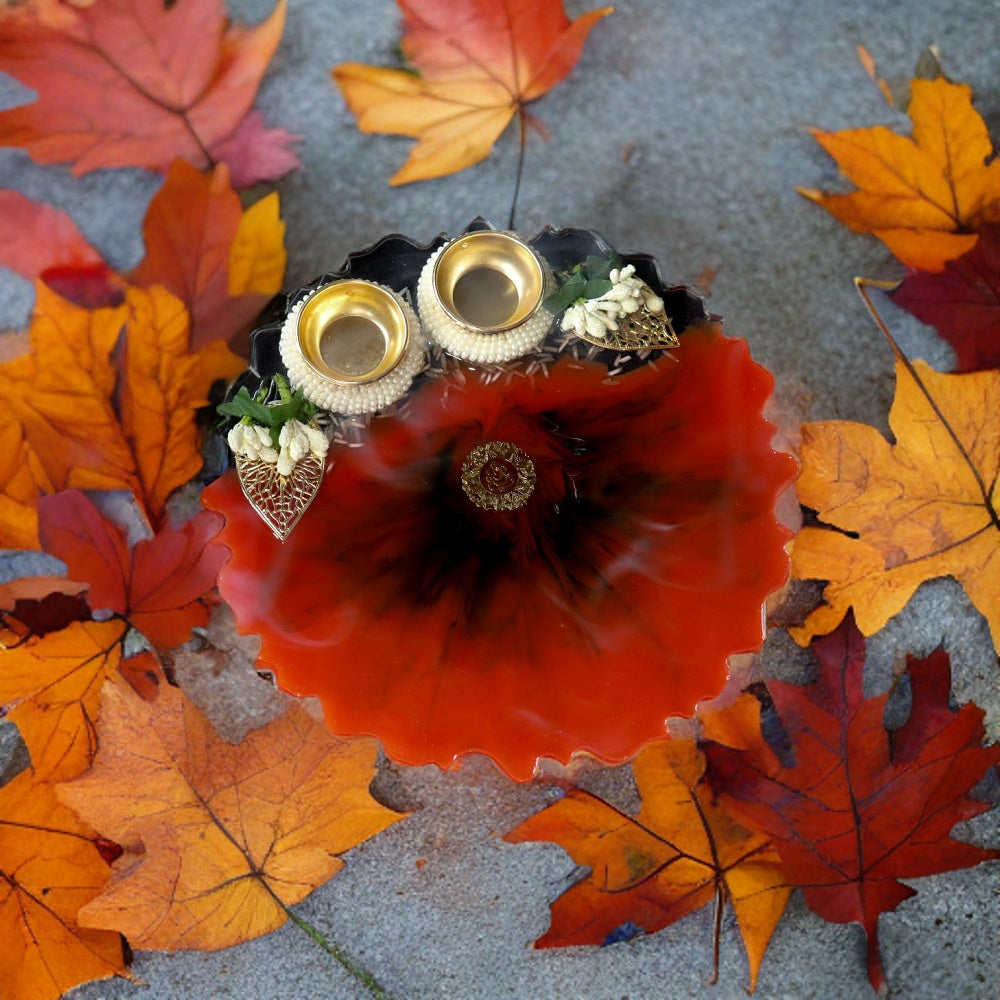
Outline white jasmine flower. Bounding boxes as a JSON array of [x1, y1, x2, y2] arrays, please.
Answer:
[[229, 417, 329, 475], [228, 424, 248, 455], [257, 443, 280, 465], [560, 261, 668, 341], [227, 422, 279, 467], [303, 423, 330, 457], [279, 420, 310, 464]]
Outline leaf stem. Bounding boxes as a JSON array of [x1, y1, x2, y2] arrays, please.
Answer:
[[508, 105, 527, 231], [854, 276, 1000, 530], [710, 881, 723, 986], [283, 906, 392, 1000]]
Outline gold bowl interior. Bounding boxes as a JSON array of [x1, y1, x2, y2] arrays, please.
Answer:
[[297, 281, 409, 385], [433, 232, 544, 333]]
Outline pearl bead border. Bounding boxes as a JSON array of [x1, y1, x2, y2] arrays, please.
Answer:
[[416, 246, 555, 365], [280, 282, 426, 416]]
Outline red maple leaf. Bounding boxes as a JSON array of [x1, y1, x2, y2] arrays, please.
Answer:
[[702, 615, 1000, 994], [36, 490, 224, 652], [0, 0, 298, 187], [0, 190, 122, 308], [893, 222, 1000, 372]]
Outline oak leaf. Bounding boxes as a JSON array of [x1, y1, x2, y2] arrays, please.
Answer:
[[0, 769, 129, 1000], [37, 490, 225, 652], [799, 77, 1000, 271], [0, 617, 127, 780], [0, 0, 298, 187], [58, 679, 406, 950], [893, 222, 1000, 372], [0, 284, 243, 548], [333, 0, 612, 184], [128, 160, 287, 349], [505, 738, 790, 991], [790, 355, 1000, 650], [702, 617, 1000, 993]]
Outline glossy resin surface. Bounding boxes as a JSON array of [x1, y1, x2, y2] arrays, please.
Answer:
[[203, 224, 795, 779]]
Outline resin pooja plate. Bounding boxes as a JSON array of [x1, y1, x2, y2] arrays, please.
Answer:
[[203, 220, 795, 780]]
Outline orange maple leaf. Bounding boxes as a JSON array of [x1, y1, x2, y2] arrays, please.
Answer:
[[505, 737, 790, 991], [128, 160, 287, 349], [799, 76, 1000, 271], [791, 354, 1000, 650], [0, 168, 287, 346], [0, 0, 298, 187], [58, 679, 406, 950], [0, 411, 44, 550], [0, 618, 127, 781], [0, 769, 130, 1000], [333, 0, 612, 184], [0, 284, 243, 548]]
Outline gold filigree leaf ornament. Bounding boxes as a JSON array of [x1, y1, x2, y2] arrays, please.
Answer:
[[545, 252, 679, 351], [218, 374, 329, 541]]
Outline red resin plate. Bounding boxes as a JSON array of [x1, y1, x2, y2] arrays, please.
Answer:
[[203, 224, 795, 780]]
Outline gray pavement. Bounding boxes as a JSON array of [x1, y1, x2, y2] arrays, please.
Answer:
[[1, 1, 998, 998]]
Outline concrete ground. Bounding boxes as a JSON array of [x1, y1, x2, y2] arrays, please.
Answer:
[[1, 1, 998, 997]]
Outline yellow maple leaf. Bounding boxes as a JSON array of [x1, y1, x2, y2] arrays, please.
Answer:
[[0, 618, 127, 781], [228, 191, 287, 296], [58, 679, 406, 950], [791, 356, 1000, 650], [333, 0, 611, 184], [120, 285, 244, 518], [0, 770, 130, 1000], [799, 77, 1000, 271], [0, 284, 243, 547]]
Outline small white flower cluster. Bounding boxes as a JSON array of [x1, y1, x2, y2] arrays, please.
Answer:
[[560, 264, 666, 341], [228, 419, 329, 477]]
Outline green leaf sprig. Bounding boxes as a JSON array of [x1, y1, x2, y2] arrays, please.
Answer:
[[543, 251, 623, 314], [217, 374, 317, 448]]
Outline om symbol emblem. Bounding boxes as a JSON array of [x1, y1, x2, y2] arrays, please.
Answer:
[[460, 441, 536, 511]]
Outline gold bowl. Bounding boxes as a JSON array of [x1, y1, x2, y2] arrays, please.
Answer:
[[431, 231, 544, 333], [297, 280, 410, 385]]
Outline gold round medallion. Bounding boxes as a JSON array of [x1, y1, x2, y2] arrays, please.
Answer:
[[460, 441, 536, 511]]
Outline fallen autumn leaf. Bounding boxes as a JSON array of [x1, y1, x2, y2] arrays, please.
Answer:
[[333, 0, 612, 184], [0, 0, 298, 186], [703, 616, 1000, 994], [505, 737, 790, 991], [58, 679, 406, 951], [790, 350, 1000, 650], [799, 76, 1000, 271]]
